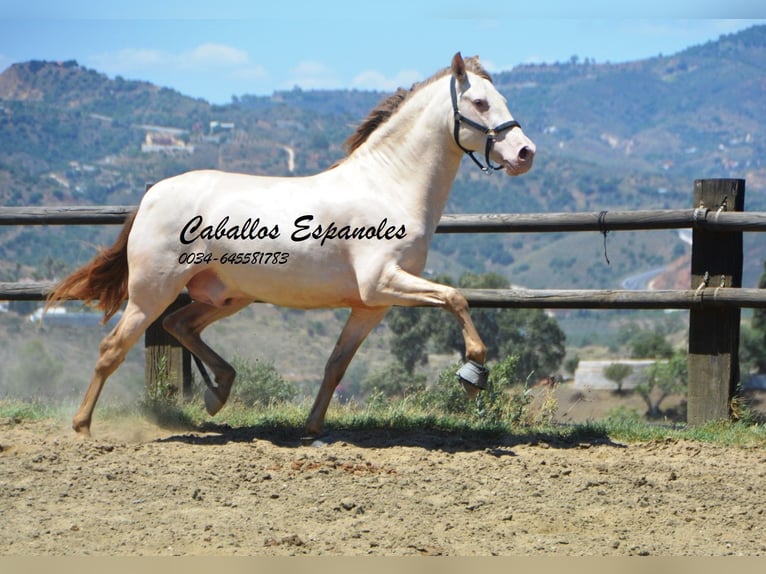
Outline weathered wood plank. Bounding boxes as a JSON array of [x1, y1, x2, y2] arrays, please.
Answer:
[[435, 210, 766, 233], [2, 205, 765, 231], [4, 281, 765, 308], [687, 179, 745, 425], [0, 281, 54, 300], [459, 287, 766, 309], [0, 206, 134, 225], [144, 295, 192, 400]]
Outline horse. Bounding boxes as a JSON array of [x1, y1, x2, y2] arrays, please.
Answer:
[[45, 52, 535, 438]]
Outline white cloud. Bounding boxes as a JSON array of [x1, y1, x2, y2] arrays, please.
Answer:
[[478, 59, 523, 74], [284, 60, 340, 90], [90, 43, 256, 74], [85, 42, 269, 103], [231, 65, 268, 82], [187, 43, 249, 66], [90, 48, 166, 73], [283, 61, 422, 92], [477, 59, 499, 73], [350, 68, 422, 91]]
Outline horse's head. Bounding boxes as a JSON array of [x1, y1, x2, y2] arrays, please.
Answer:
[[450, 52, 535, 176]]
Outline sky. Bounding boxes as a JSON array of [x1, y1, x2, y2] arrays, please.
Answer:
[[1, 1, 765, 104]]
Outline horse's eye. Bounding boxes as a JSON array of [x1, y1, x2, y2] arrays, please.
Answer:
[[472, 99, 489, 112]]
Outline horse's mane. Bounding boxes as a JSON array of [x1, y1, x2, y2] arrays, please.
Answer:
[[342, 56, 492, 156]]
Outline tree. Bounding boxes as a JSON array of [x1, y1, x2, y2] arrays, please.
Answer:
[[386, 306, 436, 374], [742, 259, 766, 374], [635, 352, 687, 419], [603, 362, 633, 394], [628, 328, 674, 359], [564, 355, 580, 376], [753, 259, 766, 334], [501, 308, 566, 381]]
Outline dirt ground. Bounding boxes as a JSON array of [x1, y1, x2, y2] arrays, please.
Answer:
[[2, 412, 765, 557]]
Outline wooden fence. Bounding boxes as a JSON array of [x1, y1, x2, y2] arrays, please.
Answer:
[[2, 178, 765, 424]]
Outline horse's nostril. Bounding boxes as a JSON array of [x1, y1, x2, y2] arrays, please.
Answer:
[[519, 146, 533, 161]]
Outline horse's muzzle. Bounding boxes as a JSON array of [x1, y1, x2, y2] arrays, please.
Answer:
[[503, 145, 535, 175]]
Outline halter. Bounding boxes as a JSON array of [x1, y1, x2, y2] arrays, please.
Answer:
[[450, 75, 521, 174]]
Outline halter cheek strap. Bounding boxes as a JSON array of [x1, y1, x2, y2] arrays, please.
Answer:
[[450, 75, 521, 174]]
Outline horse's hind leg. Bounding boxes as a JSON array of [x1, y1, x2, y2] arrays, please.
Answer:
[[162, 299, 251, 415], [304, 306, 388, 438], [73, 297, 173, 436]]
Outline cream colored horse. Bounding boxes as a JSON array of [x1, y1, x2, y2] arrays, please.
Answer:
[[47, 53, 535, 437]]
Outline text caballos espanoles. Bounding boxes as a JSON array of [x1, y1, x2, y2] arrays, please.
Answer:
[[179, 215, 407, 247]]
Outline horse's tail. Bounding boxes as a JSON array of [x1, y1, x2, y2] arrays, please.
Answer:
[[45, 210, 137, 322]]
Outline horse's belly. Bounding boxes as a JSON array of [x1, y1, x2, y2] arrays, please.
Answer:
[[186, 269, 248, 307], [191, 252, 364, 309]]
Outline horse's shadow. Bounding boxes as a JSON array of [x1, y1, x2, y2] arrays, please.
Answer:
[[153, 421, 626, 455]]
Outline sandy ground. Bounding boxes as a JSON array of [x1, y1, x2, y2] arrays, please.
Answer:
[[2, 415, 765, 557]]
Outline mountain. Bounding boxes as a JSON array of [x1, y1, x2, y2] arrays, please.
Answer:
[[1, 25, 765, 292], [495, 25, 766, 181]]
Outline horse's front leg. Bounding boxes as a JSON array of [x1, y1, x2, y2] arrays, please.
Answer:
[[378, 268, 488, 397], [304, 306, 389, 438]]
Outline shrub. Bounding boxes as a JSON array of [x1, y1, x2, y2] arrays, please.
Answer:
[[415, 360, 473, 415], [230, 356, 296, 407], [476, 355, 532, 426], [409, 355, 550, 428], [358, 361, 426, 399]]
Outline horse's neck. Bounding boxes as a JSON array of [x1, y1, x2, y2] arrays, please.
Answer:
[[344, 79, 463, 231]]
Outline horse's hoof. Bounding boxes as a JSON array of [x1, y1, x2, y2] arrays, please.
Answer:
[[460, 379, 481, 399], [72, 421, 91, 439], [456, 360, 489, 392], [204, 388, 225, 416], [301, 424, 326, 446], [300, 435, 328, 447]]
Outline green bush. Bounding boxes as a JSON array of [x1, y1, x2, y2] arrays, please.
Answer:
[[230, 356, 296, 407], [359, 361, 426, 399], [476, 355, 533, 426], [408, 355, 543, 428], [414, 360, 472, 415]]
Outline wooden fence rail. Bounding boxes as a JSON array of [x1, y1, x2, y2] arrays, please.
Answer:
[[3, 281, 766, 309], [1, 178, 764, 424], [2, 205, 766, 232]]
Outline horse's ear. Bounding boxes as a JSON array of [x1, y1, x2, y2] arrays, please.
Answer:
[[451, 52, 467, 84]]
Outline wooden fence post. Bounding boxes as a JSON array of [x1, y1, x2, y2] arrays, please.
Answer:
[[144, 294, 192, 400], [687, 179, 745, 424]]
